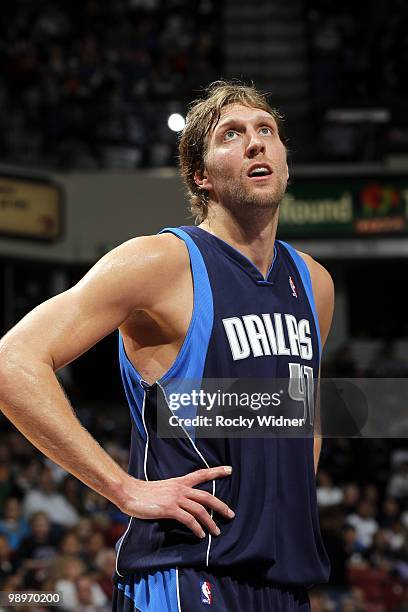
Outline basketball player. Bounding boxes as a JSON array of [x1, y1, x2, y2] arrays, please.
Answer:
[[0, 81, 334, 611]]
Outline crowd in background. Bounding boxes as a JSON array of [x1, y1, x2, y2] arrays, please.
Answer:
[[306, 0, 408, 160], [307, 0, 408, 110], [0, 375, 407, 611], [316, 440, 408, 611], [0, 425, 128, 611], [0, 0, 220, 169], [2, 0, 408, 170]]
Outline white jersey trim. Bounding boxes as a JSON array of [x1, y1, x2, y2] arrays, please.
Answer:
[[115, 390, 147, 578], [157, 381, 214, 567]]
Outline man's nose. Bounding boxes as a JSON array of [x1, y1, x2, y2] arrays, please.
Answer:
[[246, 132, 265, 157]]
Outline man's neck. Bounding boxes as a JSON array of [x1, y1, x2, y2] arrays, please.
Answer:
[[199, 204, 279, 278]]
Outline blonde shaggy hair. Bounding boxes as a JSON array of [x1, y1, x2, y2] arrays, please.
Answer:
[[178, 80, 286, 223]]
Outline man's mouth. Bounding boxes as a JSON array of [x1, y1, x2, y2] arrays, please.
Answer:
[[247, 164, 273, 180]]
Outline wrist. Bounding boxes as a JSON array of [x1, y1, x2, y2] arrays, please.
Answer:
[[110, 471, 144, 512], [106, 469, 132, 508]]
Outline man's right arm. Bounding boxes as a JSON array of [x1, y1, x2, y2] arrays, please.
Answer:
[[0, 234, 234, 538]]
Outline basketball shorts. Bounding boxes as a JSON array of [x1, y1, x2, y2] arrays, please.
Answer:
[[112, 567, 311, 611]]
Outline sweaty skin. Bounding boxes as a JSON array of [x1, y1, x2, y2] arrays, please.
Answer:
[[0, 104, 334, 538]]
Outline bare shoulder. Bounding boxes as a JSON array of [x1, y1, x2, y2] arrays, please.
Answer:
[[74, 232, 190, 310], [296, 251, 334, 297], [99, 232, 188, 272], [296, 250, 334, 346]]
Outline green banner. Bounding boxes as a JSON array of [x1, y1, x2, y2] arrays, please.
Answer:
[[278, 176, 408, 238]]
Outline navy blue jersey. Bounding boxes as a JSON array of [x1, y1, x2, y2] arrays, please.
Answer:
[[115, 226, 330, 587]]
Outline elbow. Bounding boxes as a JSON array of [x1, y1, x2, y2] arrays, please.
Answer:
[[0, 339, 21, 398], [0, 333, 54, 400], [0, 337, 44, 397]]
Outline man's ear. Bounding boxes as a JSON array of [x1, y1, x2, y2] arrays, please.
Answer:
[[194, 170, 212, 192]]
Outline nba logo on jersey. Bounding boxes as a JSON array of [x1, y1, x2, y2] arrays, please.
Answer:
[[200, 580, 212, 605], [289, 275, 298, 298]]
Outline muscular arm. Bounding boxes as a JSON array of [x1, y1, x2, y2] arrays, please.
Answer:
[[299, 253, 335, 474], [0, 234, 233, 537]]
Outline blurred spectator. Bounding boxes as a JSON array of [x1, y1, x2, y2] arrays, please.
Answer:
[[58, 530, 82, 557], [361, 485, 379, 508], [14, 459, 42, 496], [342, 525, 365, 563], [16, 511, 60, 587], [75, 573, 109, 611], [83, 489, 110, 530], [365, 529, 397, 573], [75, 517, 93, 543], [385, 520, 406, 553], [309, 588, 333, 611], [0, 534, 20, 585], [387, 461, 408, 500], [346, 500, 379, 549], [342, 483, 360, 514], [44, 458, 71, 485], [95, 548, 116, 601], [317, 469, 344, 508], [22, 465, 79, 527], [60, 475, 86, 515], [320, 507, 349, 587], [0, 497, 30, 551], [379, 497, 401, 529], [82, 531, 107, 572], [52, 555, 87, 610], [5, 433, 35, 470], [391, 448, 408, 468]]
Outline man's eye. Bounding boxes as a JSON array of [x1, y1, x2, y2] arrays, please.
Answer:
[[260, 126, 272, 135], [224, 130, 238, 141]]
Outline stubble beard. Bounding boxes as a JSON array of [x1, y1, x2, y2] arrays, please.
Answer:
[[222, 173, 287, 217]]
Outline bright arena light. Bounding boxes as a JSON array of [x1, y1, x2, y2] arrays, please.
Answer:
[[168, 113, 185, 132]]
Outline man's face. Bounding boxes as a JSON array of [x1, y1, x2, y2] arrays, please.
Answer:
[[196, 103, 289, 215]]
